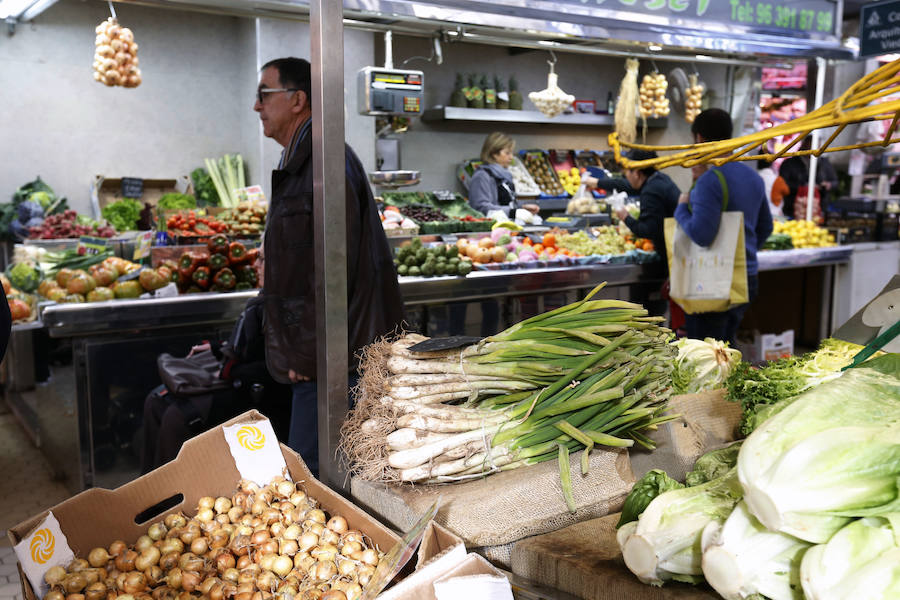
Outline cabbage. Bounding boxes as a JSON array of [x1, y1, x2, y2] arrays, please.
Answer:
[[685, 442, 742, 487], [617, 467, 744, 585], [800, 515, 900, 600], [7, 261, 41, 292], [672, 337, 741, 395], [738, 360, 900, 544], [701, 501, 811, 600]]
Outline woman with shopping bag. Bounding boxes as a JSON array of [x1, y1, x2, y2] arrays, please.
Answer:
[[666, 109, 774, 346]]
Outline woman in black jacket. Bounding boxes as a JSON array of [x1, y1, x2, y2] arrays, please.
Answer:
[[583, 149, 681, 273]]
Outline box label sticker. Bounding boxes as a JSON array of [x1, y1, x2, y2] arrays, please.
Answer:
[[222, 419, 288, 486], [14, 512, 75, 598]]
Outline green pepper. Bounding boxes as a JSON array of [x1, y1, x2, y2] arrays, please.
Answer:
[[235, 265, 259, 287], [228, 241, 247, 265], [192, 265, 211, 289], [207, 234, 229, 256], [208, 253, 228, 270], [235, 282, 253, 291], [212, 267, 236, 290]]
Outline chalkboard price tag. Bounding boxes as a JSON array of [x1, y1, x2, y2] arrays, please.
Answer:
[[121, 177, 144, 199], [78, 236, 111, 256]]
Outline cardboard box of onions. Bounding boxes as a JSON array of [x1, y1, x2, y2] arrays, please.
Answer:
[[7, 410, 401, 600]]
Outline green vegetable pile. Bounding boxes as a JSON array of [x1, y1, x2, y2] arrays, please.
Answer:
[[725, 337, 863, 435], [101, 198, 143, 232], [616, 354, 900, 599], [394, 237, 471, 277], [158, 193, 197, 211], [191, 168, 220, 207]]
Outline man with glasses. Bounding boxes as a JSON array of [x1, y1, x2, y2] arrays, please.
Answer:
[[254, 57, 403, 475]]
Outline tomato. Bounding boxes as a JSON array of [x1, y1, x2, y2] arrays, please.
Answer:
[[9, 298, 31, 321]]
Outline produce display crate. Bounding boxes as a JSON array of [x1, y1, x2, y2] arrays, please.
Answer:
[[519, 150, 568, 198], [90, 175, 193, 220], [8, 410, 401, 600]]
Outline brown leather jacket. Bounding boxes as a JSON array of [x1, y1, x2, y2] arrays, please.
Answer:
[[262, 130, 403, 384]]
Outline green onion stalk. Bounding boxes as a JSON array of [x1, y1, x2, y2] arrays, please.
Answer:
[[340, 283, 678, 491]]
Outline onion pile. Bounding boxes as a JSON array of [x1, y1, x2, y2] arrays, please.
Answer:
[[684, 73, 704, 123], [93, 18, 142, 88], [638, 72, 669, 118], [41, 477, 384, 600]]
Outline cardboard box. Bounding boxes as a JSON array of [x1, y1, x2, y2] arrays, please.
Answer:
[[90, 175, 193, 219], [736, 329, 795, 364], [7, 410, 400, 600]]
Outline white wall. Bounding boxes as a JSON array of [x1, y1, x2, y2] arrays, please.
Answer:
[[384, 35, 730, 195], [0, 0, 256, 214], [0, 0, 375, 214]]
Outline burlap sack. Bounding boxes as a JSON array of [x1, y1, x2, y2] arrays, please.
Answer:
[[351, 447, 633, 554], [629, 389, 743, 481]]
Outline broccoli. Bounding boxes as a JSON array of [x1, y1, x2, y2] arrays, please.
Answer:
[[7, 262, 41, 293]]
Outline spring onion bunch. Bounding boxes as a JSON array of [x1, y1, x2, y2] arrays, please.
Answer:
[[341, 283, 677, 489]]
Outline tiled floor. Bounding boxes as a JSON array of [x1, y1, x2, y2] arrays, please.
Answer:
[[0, 398, 72, 600]]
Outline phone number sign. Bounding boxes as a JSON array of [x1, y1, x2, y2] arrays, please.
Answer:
[[561, 0, 835, 36]]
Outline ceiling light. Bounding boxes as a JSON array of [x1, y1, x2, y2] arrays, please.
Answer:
[[648, 44, 662, 52], [0, 0, 59, 21]]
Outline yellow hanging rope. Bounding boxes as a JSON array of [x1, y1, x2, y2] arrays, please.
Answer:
[[609, 58, 900, 170]]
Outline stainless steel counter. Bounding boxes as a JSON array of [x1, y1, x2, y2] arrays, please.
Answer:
[[42, 263, 651, 337], [758, 246, 853, 271]]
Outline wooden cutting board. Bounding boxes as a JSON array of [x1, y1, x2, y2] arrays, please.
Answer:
[[511, 513, 721, 600]]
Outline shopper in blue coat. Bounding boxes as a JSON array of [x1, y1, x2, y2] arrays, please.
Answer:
[[674, 108, 773, 346]]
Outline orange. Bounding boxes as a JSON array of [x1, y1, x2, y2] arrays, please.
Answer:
[[522, 237, 533, 246], [533, 244, 544, 253], [542, 233, 557, 248]]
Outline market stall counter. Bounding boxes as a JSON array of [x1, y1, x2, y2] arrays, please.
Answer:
[[10, 260, 664, 496]]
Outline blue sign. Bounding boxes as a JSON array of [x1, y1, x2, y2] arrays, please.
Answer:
[[860, 1, 900, 58]]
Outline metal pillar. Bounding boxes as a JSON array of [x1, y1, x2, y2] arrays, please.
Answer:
[[807, 56, 827, 222], [310, 0, 348, 489]]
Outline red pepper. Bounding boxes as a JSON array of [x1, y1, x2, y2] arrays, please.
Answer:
[[228, 241, 247, 265], [192, 266, 211, 289], [212, 267, 236, 289], [178, 251, 203, 278], [208, 235, 228, 255]]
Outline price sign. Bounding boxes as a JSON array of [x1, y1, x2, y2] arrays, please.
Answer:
[[77, 236, 111, 256], [133, 231, 154, 261], [121, 177, 144, 199], [234, 185, 267, 206]]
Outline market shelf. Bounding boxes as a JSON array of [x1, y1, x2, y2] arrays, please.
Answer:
[[422, 106, 668, 128]]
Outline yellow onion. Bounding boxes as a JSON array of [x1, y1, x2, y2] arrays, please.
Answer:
[[45, 566, 68, 586], [325, 517, 347, 535], [164, 514, 187, 530], [160, 538, 184, 556], [64, 573, 88, 594], [271, 555, 293, 578], [147, 523, 167, 541], [135, 547, 160, 572], [88, 548, 112, 568], [189, 537, 208, 556], [221, 568, 239, 584], [115, 550, 137, 573], [84, 583, 107, 600], [123, 572, 147, 594], [179, 571, 201, 593], [310, 561, 336, 583]]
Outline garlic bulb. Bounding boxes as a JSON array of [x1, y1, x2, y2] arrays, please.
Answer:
[[528, 70, 575, 119], [93, 17, 141, 88]]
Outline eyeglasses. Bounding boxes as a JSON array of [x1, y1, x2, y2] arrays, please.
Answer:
[[256, 88, 299, 104]]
